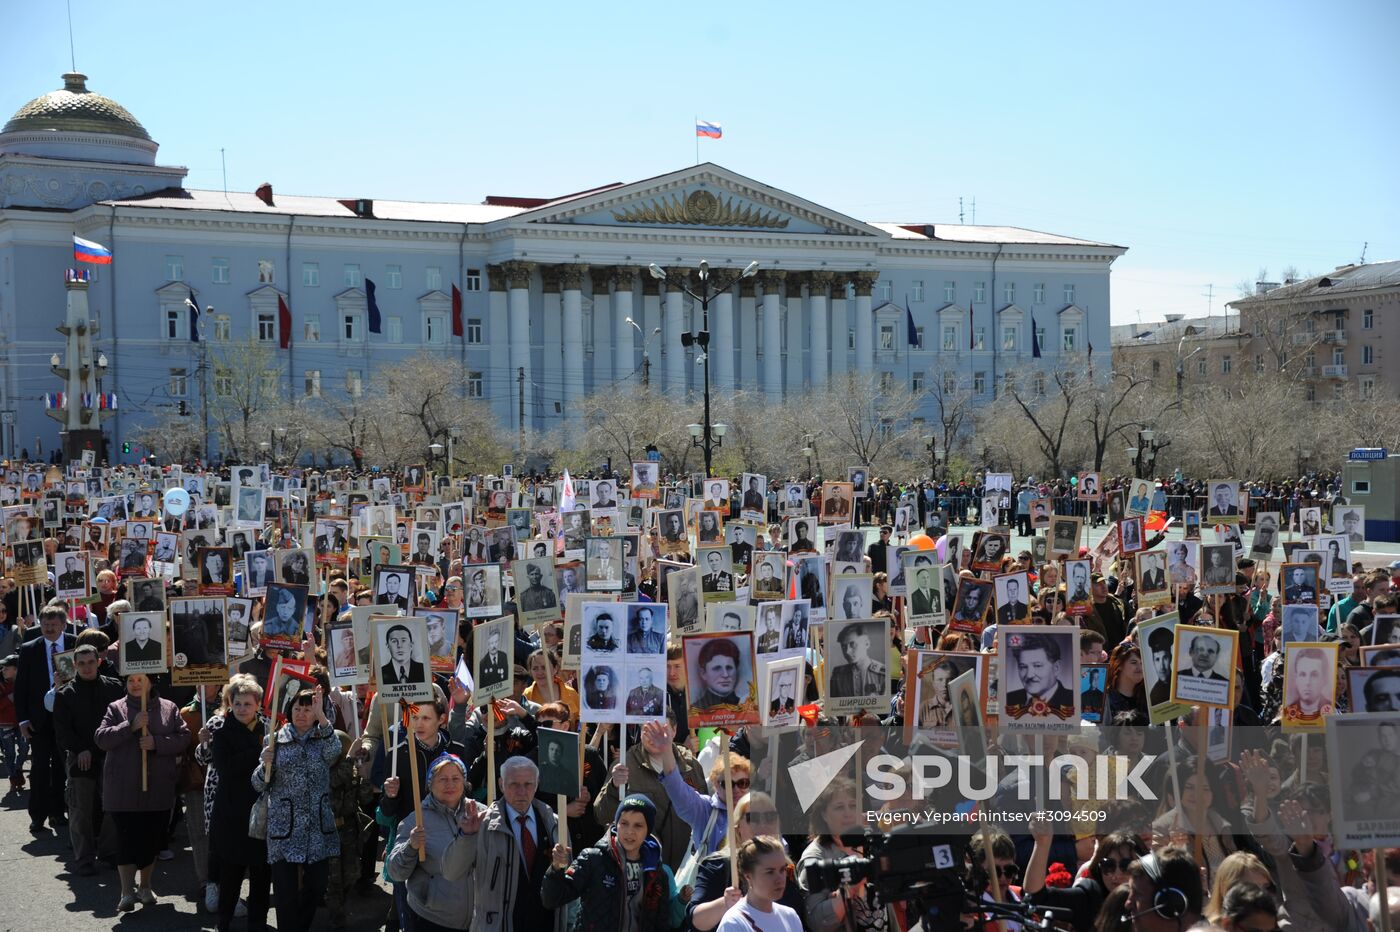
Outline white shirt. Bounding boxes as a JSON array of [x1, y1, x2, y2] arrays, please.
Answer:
[[716, 900, 804, 932], [506, 801, 536, 868]]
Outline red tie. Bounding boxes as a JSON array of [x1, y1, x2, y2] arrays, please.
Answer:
[[517, 814, 535, 866]]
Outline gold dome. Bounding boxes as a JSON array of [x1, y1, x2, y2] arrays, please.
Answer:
[[3, 73, 150, 141]]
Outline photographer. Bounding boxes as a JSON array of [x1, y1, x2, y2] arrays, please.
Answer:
[[796, 777, 890, 932]]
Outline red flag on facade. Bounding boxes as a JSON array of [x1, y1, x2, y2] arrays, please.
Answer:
[[277, 295, 292, 349], [451, 284, 464, 338]]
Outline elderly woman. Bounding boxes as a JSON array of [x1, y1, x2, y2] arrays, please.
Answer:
[[651, 719, 752, 859], [386, 753, 487, 932], [254, 685, 342, 932], [687, 791, 807, 930], [208, 676, 270, 932], [94, 672, 192, 911]]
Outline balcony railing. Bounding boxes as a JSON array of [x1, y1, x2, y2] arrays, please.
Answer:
[[1322, 364, 1348, 379], [1321, 330, 1348, 346]]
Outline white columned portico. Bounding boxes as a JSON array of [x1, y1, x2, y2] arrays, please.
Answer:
[[501, 260, 535, 426], [612, 266, 636, 382], [487, 266, 510, 422], [540, 265, 563, 420], [663, 268, 689, 395], [785, 273, 805, 390], [829, 274, 849, 379], [808, 270, 832, 388], [853, 270, 877, 374], [738, 278, 758, 391], [589, 266, 612, 391], [559, 263, 586, 413], [641, 276, 661, 386], [759, 270, 785, 397], [712, 286, 735, 392]]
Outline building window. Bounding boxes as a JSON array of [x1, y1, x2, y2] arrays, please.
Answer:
[[257, 312, 275, 342], [911, 280, 924, 302], [302, 262, 320, 287], [942, 325, 957, 351], [1002, 326, 1017, 351], [879, 324, 894, 351], [214, 369, 233, 397], [165, 255, 184, 282], [1221, 355, 1232, 374], [257, 260, 275, 284], [943, 372, 956, 393], [879, 372, 893, 393], [974, 282, 985, 304], [1033, 283, 1045, 305], [1333, 348, 1345, 366], [1305, 384, 1316, 402], [465, 268, 482, 292], [168, 368, 187, 398], [1363, 309, 1374, 329], [386, 265, 402, 289], [1305, 351, 1316, 368], [1360, 376, 1375, 399], [973, 327, 985, 350], [1033, 373, 1046, 396], [879, 280, 892, 302], [973, 371, 986, 394], [1255, 354, 1265, 373], [1360, 344, 1373, 365], [914, 326, 925, 350], [912, 371, 925, 393], [386, 317, 403, 343], [1333, 383, 1344, 399], [1035, 325, 1046, 350], [425, 314, 447, 344], [1197, 358, 1207, 375], [1003, 282, 1015, 305], [848, 328, 854, 350], [1063, 283, 1075, 305], [342, 314, 360, 342], [944, 281, 955, 303], [344, 264, 362, 288], [1062, 327, 1077, 352], [304, 370, 321, 398], [164, 307, 182, 341], [466, 318, 482, 343], [211, 258, 229, 284], [467, 371, 483, 398], [426, 267, 442, 291], [303, 315, 321, 342], [213, 315, 230, 341], [346, 369, 363, 397]]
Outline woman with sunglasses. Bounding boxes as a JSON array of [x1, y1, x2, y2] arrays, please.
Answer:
[[650, 718, 754, 860], [687, 791, 807, 930], [1024, 817, 1146, 930]]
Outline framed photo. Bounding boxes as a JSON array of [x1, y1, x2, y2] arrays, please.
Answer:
[[589, 478, 620, 515], [1319, 535, 1353, 594], [888, 544, 923, 596], [408, 527, 440, 567], [1081, 663, 1108, 724], [696, 545, 736, 604], [1280, 604, 1320, 647], [818, 481, 854, 525], [780, 600, 812, 653], [830, 573, 873, 621], [684, 631, 759, 728], [949, 667, 987, 757], [1280, 562, 1319, 606], [786, 517, 818, 555], [262, 582, 309, 649], [631, 462, 660, 501], [824, 618, 890, 715], [1370, 615, 1400, 647], [243, 548, 275, 596], [780, 482, 808, 517], [949, 577, 993, 633], [415, 607, 458, 673], [623, 658, 667, 722], [235, 485, 264, 528], [753, 602, 784, 655], [1076, 472, 1101, 502], [374, 615, 434, 702], [1325, 712, 1400, 848], [1029, 498, 1053, 530], [170, 597, 228, 685], [1250, 511, 1280, 558], [1135, 550, 1171, 607], [585, 536, 625, 592], [471, 615, 515, 703], [695, 509, 723, 546], [372, 564, 414, 612], [1205, 706, 1232, 763], [1048, 516, 1082, 559], [514, 556, 560, 626], [971, 530, 1009, 571], [1168, 625, 1238, 709], [455, 563, 500, 620], [198, 546, 234, 595], [993, 571, 1031, 625], [1281, 642, 1337, 731], [1183, 509, 1202, 541], [225, 598, 254, 658], [275, 548, 314, 586], [128, 576, 167, 614], [1165, 541, 1198, 592], [1138, 612, 1193, 725], [536, 727, 582, 797], [1125, 479, 1153, 518], [751, 551, 786, 601], [116, 535, 148, 578], [738, 473, 767, 522], [314, 517, 350, 566], [997, 626, 1080, 733], [699, 478, 729, 513], [906, 559, 946, 627], [1199, 543, 1236, 595], [1350, 666, 1400, 712], [706, 602, 751, 635], [906, 649, 979, 747], [1105, 489, 1126, 524], [759, 654, 804, 728], [54, 551, 88, 599], [665, 564, 702, 635], [1117, 517, 1145, 555], [656, 509, 688, 556], [792, 555, 827, 620], [326, 618, 363, 687], [1062, 559, 1092, 616], [1206, 479, 1241, 524], [118, 610, 168, 676], [625, 603, 668, 655], [1359, 644, 1400, 666], [1334, 505, 1365, 551]]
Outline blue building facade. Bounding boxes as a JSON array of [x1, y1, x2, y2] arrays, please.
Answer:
[[0, 73, 1126, 463]]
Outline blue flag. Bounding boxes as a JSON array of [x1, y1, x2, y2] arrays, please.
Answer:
[[184, 288, 200, 342], [366, 278, 382, 334], [1030, 312, 1041, 358], [905, 298, 918, 348]]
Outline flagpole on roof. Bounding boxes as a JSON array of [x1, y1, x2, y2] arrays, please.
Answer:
[[695, 114, 699, 165]]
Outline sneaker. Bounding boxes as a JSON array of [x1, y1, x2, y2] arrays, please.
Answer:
[[203, 883, 219, 912], [118, 892, 138, 912], [234, 900, 248, 918], [156, 848, 174, 861], [137, 887, 157, 906]]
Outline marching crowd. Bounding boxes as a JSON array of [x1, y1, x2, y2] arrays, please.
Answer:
[[0, 455, 1397, 932]]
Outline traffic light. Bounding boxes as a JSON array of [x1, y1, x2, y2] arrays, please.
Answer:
[[122, 441, 131, 454]]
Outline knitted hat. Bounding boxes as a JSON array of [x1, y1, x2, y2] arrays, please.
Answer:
[[615, 793, 657, 833]]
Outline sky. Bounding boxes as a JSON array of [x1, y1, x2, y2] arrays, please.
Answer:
[[4, 0, 1397, 325]]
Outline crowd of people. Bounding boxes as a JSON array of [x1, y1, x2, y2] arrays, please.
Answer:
[[0, 454, 1396, 932]]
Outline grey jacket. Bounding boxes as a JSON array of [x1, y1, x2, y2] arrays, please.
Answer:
[[252, 721, 342, 864], [459, 797, 567, 932], [387, 794, 487, 930]]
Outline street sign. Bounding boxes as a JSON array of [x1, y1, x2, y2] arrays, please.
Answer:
[[1348, 448, 1388, 461]]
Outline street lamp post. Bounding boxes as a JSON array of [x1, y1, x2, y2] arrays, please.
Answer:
[[648, 259, 758, 477], [429, 441, 445, 475], [447, 426, 462, 480], [625, 317, 661, 388], [1127, 427, 1166, 479], [802, 432, 815, 480]]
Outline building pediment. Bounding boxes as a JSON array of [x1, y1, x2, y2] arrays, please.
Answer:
[[246, 283, 286, 300], [499, 163, 888, 238], [154, 280, 193, 298], [1057, 303, 1085, 317]]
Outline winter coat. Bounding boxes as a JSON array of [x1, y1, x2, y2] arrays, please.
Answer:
[[209, 714, 268, 866], [93, 692, 191, 812], [594, 742, 709, 871], [458, 797, 568, 932], [51, 674, 123, 778], [541, 831, 683, 932], [386, 793, 486, 930], [252, 720, 342, 864]]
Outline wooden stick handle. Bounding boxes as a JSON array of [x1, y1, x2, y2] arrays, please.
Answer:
[[1377, 850, 1393, 932], [486, 709, 496, 806]]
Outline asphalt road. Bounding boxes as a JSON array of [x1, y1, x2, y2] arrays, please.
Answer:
[[0, 784, 392, 932]]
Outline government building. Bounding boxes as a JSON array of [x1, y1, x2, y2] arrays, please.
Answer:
[[0, 72, 1126, 463]]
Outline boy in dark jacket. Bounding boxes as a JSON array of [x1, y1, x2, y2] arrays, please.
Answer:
[[52, 644, 123, 873]]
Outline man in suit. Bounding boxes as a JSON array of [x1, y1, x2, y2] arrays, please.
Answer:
[[783, 605, 808, 650], [411, 532, 435, 566], [478, 628, 510, 689], [246, 550, 274, 589], [1207, 483, 1238, 519], [625, 666, 664, 715], [202, 551, 228, 585], [1139, 554, 1167, 592], [830, 623, 886, 698], [57, 555, 85, 592], [729, 525, 753, 569], [1185, 633, 1228, 681], [378, 571, 411, 612], [741, 476, 765, 514], [133, 492, 158, 519], [16, 606, 76, 832], [380, 624, 425, 685], [133, 580, 164, 613], [1004, 633, 1075, 719], [701, 549, 733, 595], [996, 578, 1029, 625], [753, 560, 782, 597], [704, 481, 727, 511], [822, 489, 849, 520], [910, 568, 942, 617], [1284, 566, 1316, 604], [592, 481, 617, 509]]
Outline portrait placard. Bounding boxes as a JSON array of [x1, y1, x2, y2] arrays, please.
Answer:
[[585, 536, 625, 592], [1135, 550, 1171, 607], [225, 598, 254, 659], [667, 563, 703, 635], [906, 650, 980, 748], [1137, 612, 1193, 725], [905, 556, 946, 627], [830, 573, 873, 622], [759, 654, 804, 728], [887, 544, 920, 596], [993, 571, 1031, 626], [1205, 707, 1232, 763], [471, 615, 515, 704], [753, 601, 785, 656], [1199, 543, 1236, 596], [1370, 614, 1400, 647], [1250, 511, 1281, 558], [792, 554, 827, 620], [695, 509, 723, 546], [949, 667, 987, 758], [656, 509, 688, 556], [1359, 645, 1400, 666], [373, 615, 433, 702], [738, 473, 767, 522], [1125, 479, 1153, 517], [1280, 642, 1337, 732], [1334, 504, 1365, 551], [273, 547, 313, 587], [115, 535, 148, 578], [1280, 562, 1319, 606], [971, 530, 1010, 571], [53, 550, 88, 599], [514, 556, 560, 626], [1350, 666, 1400, 712], [751, 551, 786, 601], [949, 577, 992, 634], [1105, 488, 1126, 524], [1117, 517, 1145, 555], [1063, 559, 1092, 616], [261, 582, 308, 650], [327, 618, 365, 687], [706, 602, 752, 635], [684, 631, 759, 728], [415, 607, 458, 674], [1080, 663, 1108, 724], [1048, 516, 1082, 559], [1183, 509, 1202, 540], [625, 603, 668, 656], [1205, 480, 1241, 524], [118, 610, 168, 676], [1076, 472, 1101, 502], [52, 649, 76, 688], [536, 727, 582, 797], [630, 462, 660, 501], [589, 478, 621, 516], [170, 596, 228, 685], [825, 618, 891, 716], [700, 478, 730, 513], [818, 481, 854, 525], [1168, 625, 1238, 709], [997, 626, 1079, 734], [197, 546, 234, 595], [314, 517, 350, 566], [1318, 534, 1353, 595], [372, 564, 414, 612], [1325, 712, 1400, 848], [1029, 498, 1053, 530]]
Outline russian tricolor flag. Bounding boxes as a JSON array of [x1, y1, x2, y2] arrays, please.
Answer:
[[73, 235, 113, 265], [695, 120, 722, 139]]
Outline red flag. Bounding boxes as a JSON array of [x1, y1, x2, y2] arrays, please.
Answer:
[[277, 295, 292, 350], [451, 284, 464, 338]]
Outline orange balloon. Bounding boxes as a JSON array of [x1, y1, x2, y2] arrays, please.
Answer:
[[907, 532, 936, 551]]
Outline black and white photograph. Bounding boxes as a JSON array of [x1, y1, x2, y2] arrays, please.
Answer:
[[626, 603, 668, 655], [170, 596, 228, 685], [1299, 506, 1324, 536], [372, 616, 433, 702], [1076, 471, 1101, 502], [623, 660, 667, 721], [1250, 511, 1280, 558], [993, 571, 1031, 625], [235, 485, 264, 527], [313, 517, 350, 566], [1166, 541, 1198, 591], [54, 551, 87, 599], [751, 551, 786, 601], [753, 602, 784, 654], [738, 473, 767, 522], [657, 509, 688, 556], [832, 529, 865, 565], [727, 522, 757, 569], [1135, 550, 1170, 606], [1349, 666, 1400, 713], [536, 727, 582, 798], [118, 610, 168, 676], [1334, 504, 1366, 550], [1371, 614, 1400, 646], [696, 509, 723, 546], [949, 577, 993, 632], [793, 555, 827, 619], [116, 534, 148, 577], [1138, 612, 1190, 724], [780, 601, 811, 652], [825, 618, 891, 715], [848, 466, 870, 500], [580, 664, 619, 720], [831, 573, 873, 621], [1199, 543, 1236, 595], [1320, 535, 1353, 595], [264, 658, 315, 722], [581, 602, 624, 653], [631, 462, 660, 501], [373, 564, 414, 612], [261, 582, 308, 649], [589, 478, 620, 514], [1048, 516, 1082, 558], [198, 546, 234, 595], [907, 650, 979, 748], [472, 615, 514, 702], [684, 631, 759, 728], [1029, 497, 1053, 530], [1281, 604, 1320, 646], [462, 563, 503, 619], [408, 528, 439, 567], [1280, 642, 1337, 732], [1169, 625, 1237, 709], [970, 530, 1009, 571], [996, 626, 1079, 734], [152, 530, 179, 564], [781, 482, 807, 517], [697, 545, 736, 604], [1206, 479, 1241, 524], [584, 536, 625, 592], [415, 607, 458, 673], [1281, 562, 1319, 605], [514, 557, 560, 626], [1117, 517, 1145, 555], [1063, 559, 1092, 616], [1105, 488, 1126, 524], [787, 517, 817, 554], [128, 576, 167, 613], [276, 548, 314, 586], [700, 478, 730, 513], [905, 559, 945, 626], [226, 598, 253, 658], [1325, 713, 1400, 848], [327, 619, 363, 687], [759, 655, 803, 728], [1360, 645, 1400, 667]]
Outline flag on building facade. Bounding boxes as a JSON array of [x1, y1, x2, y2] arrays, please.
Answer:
[[905, 298, 918, 348], [695, 120, 722, 139], [366, 278, 382, 334], [1031, 311, 1042, 358], [185, 289, 200, 342], [73, 235, 112, 265], [451, 284, 464, 338], [277, 295, 292, 350]]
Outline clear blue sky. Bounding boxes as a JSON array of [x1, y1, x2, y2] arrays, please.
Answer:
[[5, 0, 1397, 324]]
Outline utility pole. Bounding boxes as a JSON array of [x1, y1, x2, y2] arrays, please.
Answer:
[[517, 366, 525, 451], [641, 354, 650, 387]]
